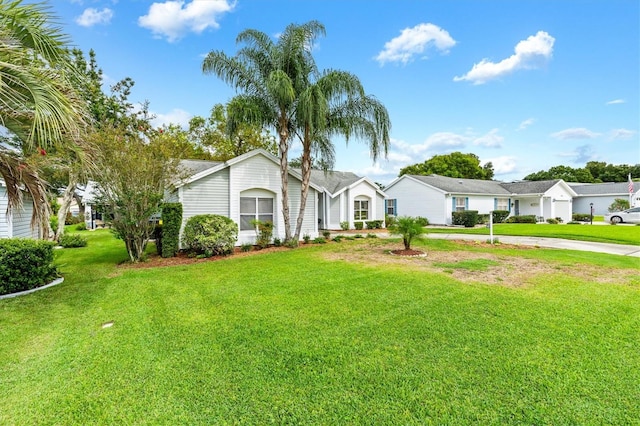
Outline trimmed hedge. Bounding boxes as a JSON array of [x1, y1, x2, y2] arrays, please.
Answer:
[[452, 210, 479, 227], [354, 222, 364, 230], [59, 234, 88, 248], [0, 239, 58, 296], [161, 203, 182, 258], [506, 215, 537, 223], [182, 214, 237, 257], [573, 213, 592, 222], [492, 210, 510, 223], [365, 220, 383, 229]]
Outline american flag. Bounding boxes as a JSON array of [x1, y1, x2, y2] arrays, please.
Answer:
[[629, 173, 634, 194]]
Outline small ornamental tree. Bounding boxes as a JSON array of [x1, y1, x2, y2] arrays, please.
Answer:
[[388, 216, 426, 250], [608, 198, 630, 212]]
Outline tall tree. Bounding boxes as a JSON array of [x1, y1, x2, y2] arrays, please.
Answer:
[[0, 0, 87, 236], [292, 70, 390, 241], [202, 21, 325, 242], [399, 152, 494, 180]]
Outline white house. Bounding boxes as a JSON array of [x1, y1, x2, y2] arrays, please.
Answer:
[[384, 174, 577, 225], [0, 181, 39, 239], [171, 149, 321, 246], [308, 169, 386, 230], [570, 182, 639, 215]]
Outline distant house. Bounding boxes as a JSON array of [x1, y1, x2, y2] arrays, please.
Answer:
[[0, 181, 39, 239], [570, 182, 639, 215], [384, 174, 576, 225], [308, 169, 386, 230]]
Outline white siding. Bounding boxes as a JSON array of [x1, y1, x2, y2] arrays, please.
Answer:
[[347, 181, 384, 225], [376, 192, 385, 223], [328, 196, 341, 229], [385, 178, 447, 225], [0, 187, 8, 238], [11, 193, 37, 238]]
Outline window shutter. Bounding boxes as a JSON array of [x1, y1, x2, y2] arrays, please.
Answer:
[[452, 197, 456, 211], [384, 199, 388, 211], [394, 199, 397, 214], [508, 198, 512, 212], [465, 197, 469, 210], [494, 198, 497, 210]]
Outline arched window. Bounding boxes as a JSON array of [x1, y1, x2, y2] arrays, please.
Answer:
[[240, 189, 274, 231]]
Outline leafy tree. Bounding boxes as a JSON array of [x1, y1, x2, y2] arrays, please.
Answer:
[[388, 216, 426, 250], [188, 102, 276, 161], [524, 162, 638, 183], [608, 198, 629, 212], [399, 152, 493, 180], [524, 165, 594, 182], [202, 21, 326, 242], [0, 0, 87, 236]]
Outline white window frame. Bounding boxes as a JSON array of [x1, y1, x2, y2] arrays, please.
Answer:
[[496, 198, 509, 211], [386, 199, 396, 216], [240, 196, 274, 231], [455, 197, 466, 212], [354, 198, 369, 221]]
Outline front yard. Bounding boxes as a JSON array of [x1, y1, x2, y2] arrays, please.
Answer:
[[1, 230, 638, 424]]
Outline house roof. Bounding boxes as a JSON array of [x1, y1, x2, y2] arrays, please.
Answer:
[[409, 175, 510, 195], [570, 182, 632, 196], [306, 169, 362, 194], [500, 179, 562, 195], [178, 159, 223, 176]]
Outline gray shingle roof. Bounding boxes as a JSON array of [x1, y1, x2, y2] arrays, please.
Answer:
[[178, 159, 223, 176], [571, 182, 631, 195], [406, 175, 566, 195], [304, 169, 362, 194]]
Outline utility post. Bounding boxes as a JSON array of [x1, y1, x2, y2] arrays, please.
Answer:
[[590, 203, 594, 225]]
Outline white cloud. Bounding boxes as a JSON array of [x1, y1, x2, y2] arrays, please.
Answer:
[[423, 132, 469, 149], [559, 144, 596, 163], [609, 128, 636, 140], [473, 128, 503, 148], [150, 108, 192, 128], [483, 156, 517, 175], [375, 23, 456, 65], [517, 118, 535, 131], [138, 0, 234, 42], [551, 127, 600, 140], [454, 31, 554, 84], [606, 99, 625, 105], [76, 8, 114, 27]]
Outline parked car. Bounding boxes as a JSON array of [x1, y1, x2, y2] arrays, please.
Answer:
[[604, 207, 640, 224]]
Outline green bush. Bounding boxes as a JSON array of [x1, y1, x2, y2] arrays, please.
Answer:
[[161, 203, 182, 258], [0, 239, 58, 296], [572, 213, 592, 222], [477, 214, 489, 225], [240, 243, 252, 252], [354, 234, 364, 239], [567, 221, 582, 225], [65, 212, 83, 225], [50, 215, 58, 234], [492, 210, 510, 223], [303, 233, 311, 244], [452, 210, 479, 227], [385, 214, 396, 228], [608, 198, 629, 212], [506, 215, 537, 224], [182, 214, 238, 257], [75, 222, 87, 231], [366, 233, 378, 239], [332, 236, 343, 243], [322, 230, 331, 239], [59, 234, 88, 248], [340, 221, 349, 230], [354, 222, 364, 230], [251, 219, 273, 249], [273, 238, 282, 247], [365, 220, 383, 229], [415, 216, 429, 227], [546, 218, 559, 224], [312, 237, 327, 244]]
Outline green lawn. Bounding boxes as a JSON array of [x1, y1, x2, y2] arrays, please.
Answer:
[[1, 230, 639, 424], [427, 222, 640, 245]]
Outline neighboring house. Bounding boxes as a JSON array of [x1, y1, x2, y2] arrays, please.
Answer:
[[307, 169, 386, 230], [171, 149, 322, 246], [569, 182, 639, 215], [81, 181, 105, 230], [0, 181, 39, 239], [384, 174, 577, 225]]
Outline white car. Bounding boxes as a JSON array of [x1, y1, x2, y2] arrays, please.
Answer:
[[604, 207, 640, 224]]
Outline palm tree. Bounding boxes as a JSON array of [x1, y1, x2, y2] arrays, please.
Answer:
[[202, 21, 325, 242], [0, 0, 86, 235], [388, 216, 426, 251], [292, 70, 390, 241]]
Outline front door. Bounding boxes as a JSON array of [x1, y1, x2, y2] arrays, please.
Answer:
[[514, 200, 520, 216]]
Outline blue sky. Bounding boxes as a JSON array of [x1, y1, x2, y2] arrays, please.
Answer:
[[54, 0, 639, 184]]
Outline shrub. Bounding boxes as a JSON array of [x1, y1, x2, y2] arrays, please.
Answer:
[[388, 216, 425, 250], [506, 215, 537, 224], [332, 236, 343, 243], [75, 222, 87, 231], [555, 217, 564, 224], [59, 234, 88, 248], [240, 243, 252, 252], [273, 238, 282, 247], [572, 213, 591, 222], [608, 198, 629, 212], [452, 210, 478, 227], [354, 234, 364, 239], [385, 214, 396, 228], [492, 210, 510, 223], [0, 239, 58, 296], [354, 221, 364, 230], [182, 214, 237, 257], [366, 233, 378, 239], [365, 220, 383, 229], [64, 212, 82, 225], [476, 214, 489, 225], [546, 218, 559, 224], [251, 220, 273, 249], [303, 233, 311, 244], [567, 221, 582, 225], [161, 203, 182, 258], [50, 215, 58, 234], [312, 237, 326, 244], [415, 216, 429, 227], [340, 221, 349, 231], [322, 230, 331, 239]]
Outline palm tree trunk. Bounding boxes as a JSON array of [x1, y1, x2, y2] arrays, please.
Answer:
[[278, 121, 292, 242], [55, 177, 76, 241], [293, 139, 313, 241]]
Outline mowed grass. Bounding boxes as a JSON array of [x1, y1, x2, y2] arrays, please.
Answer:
[[428, 222, 640, 245], [1, 230, 639, 424]]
